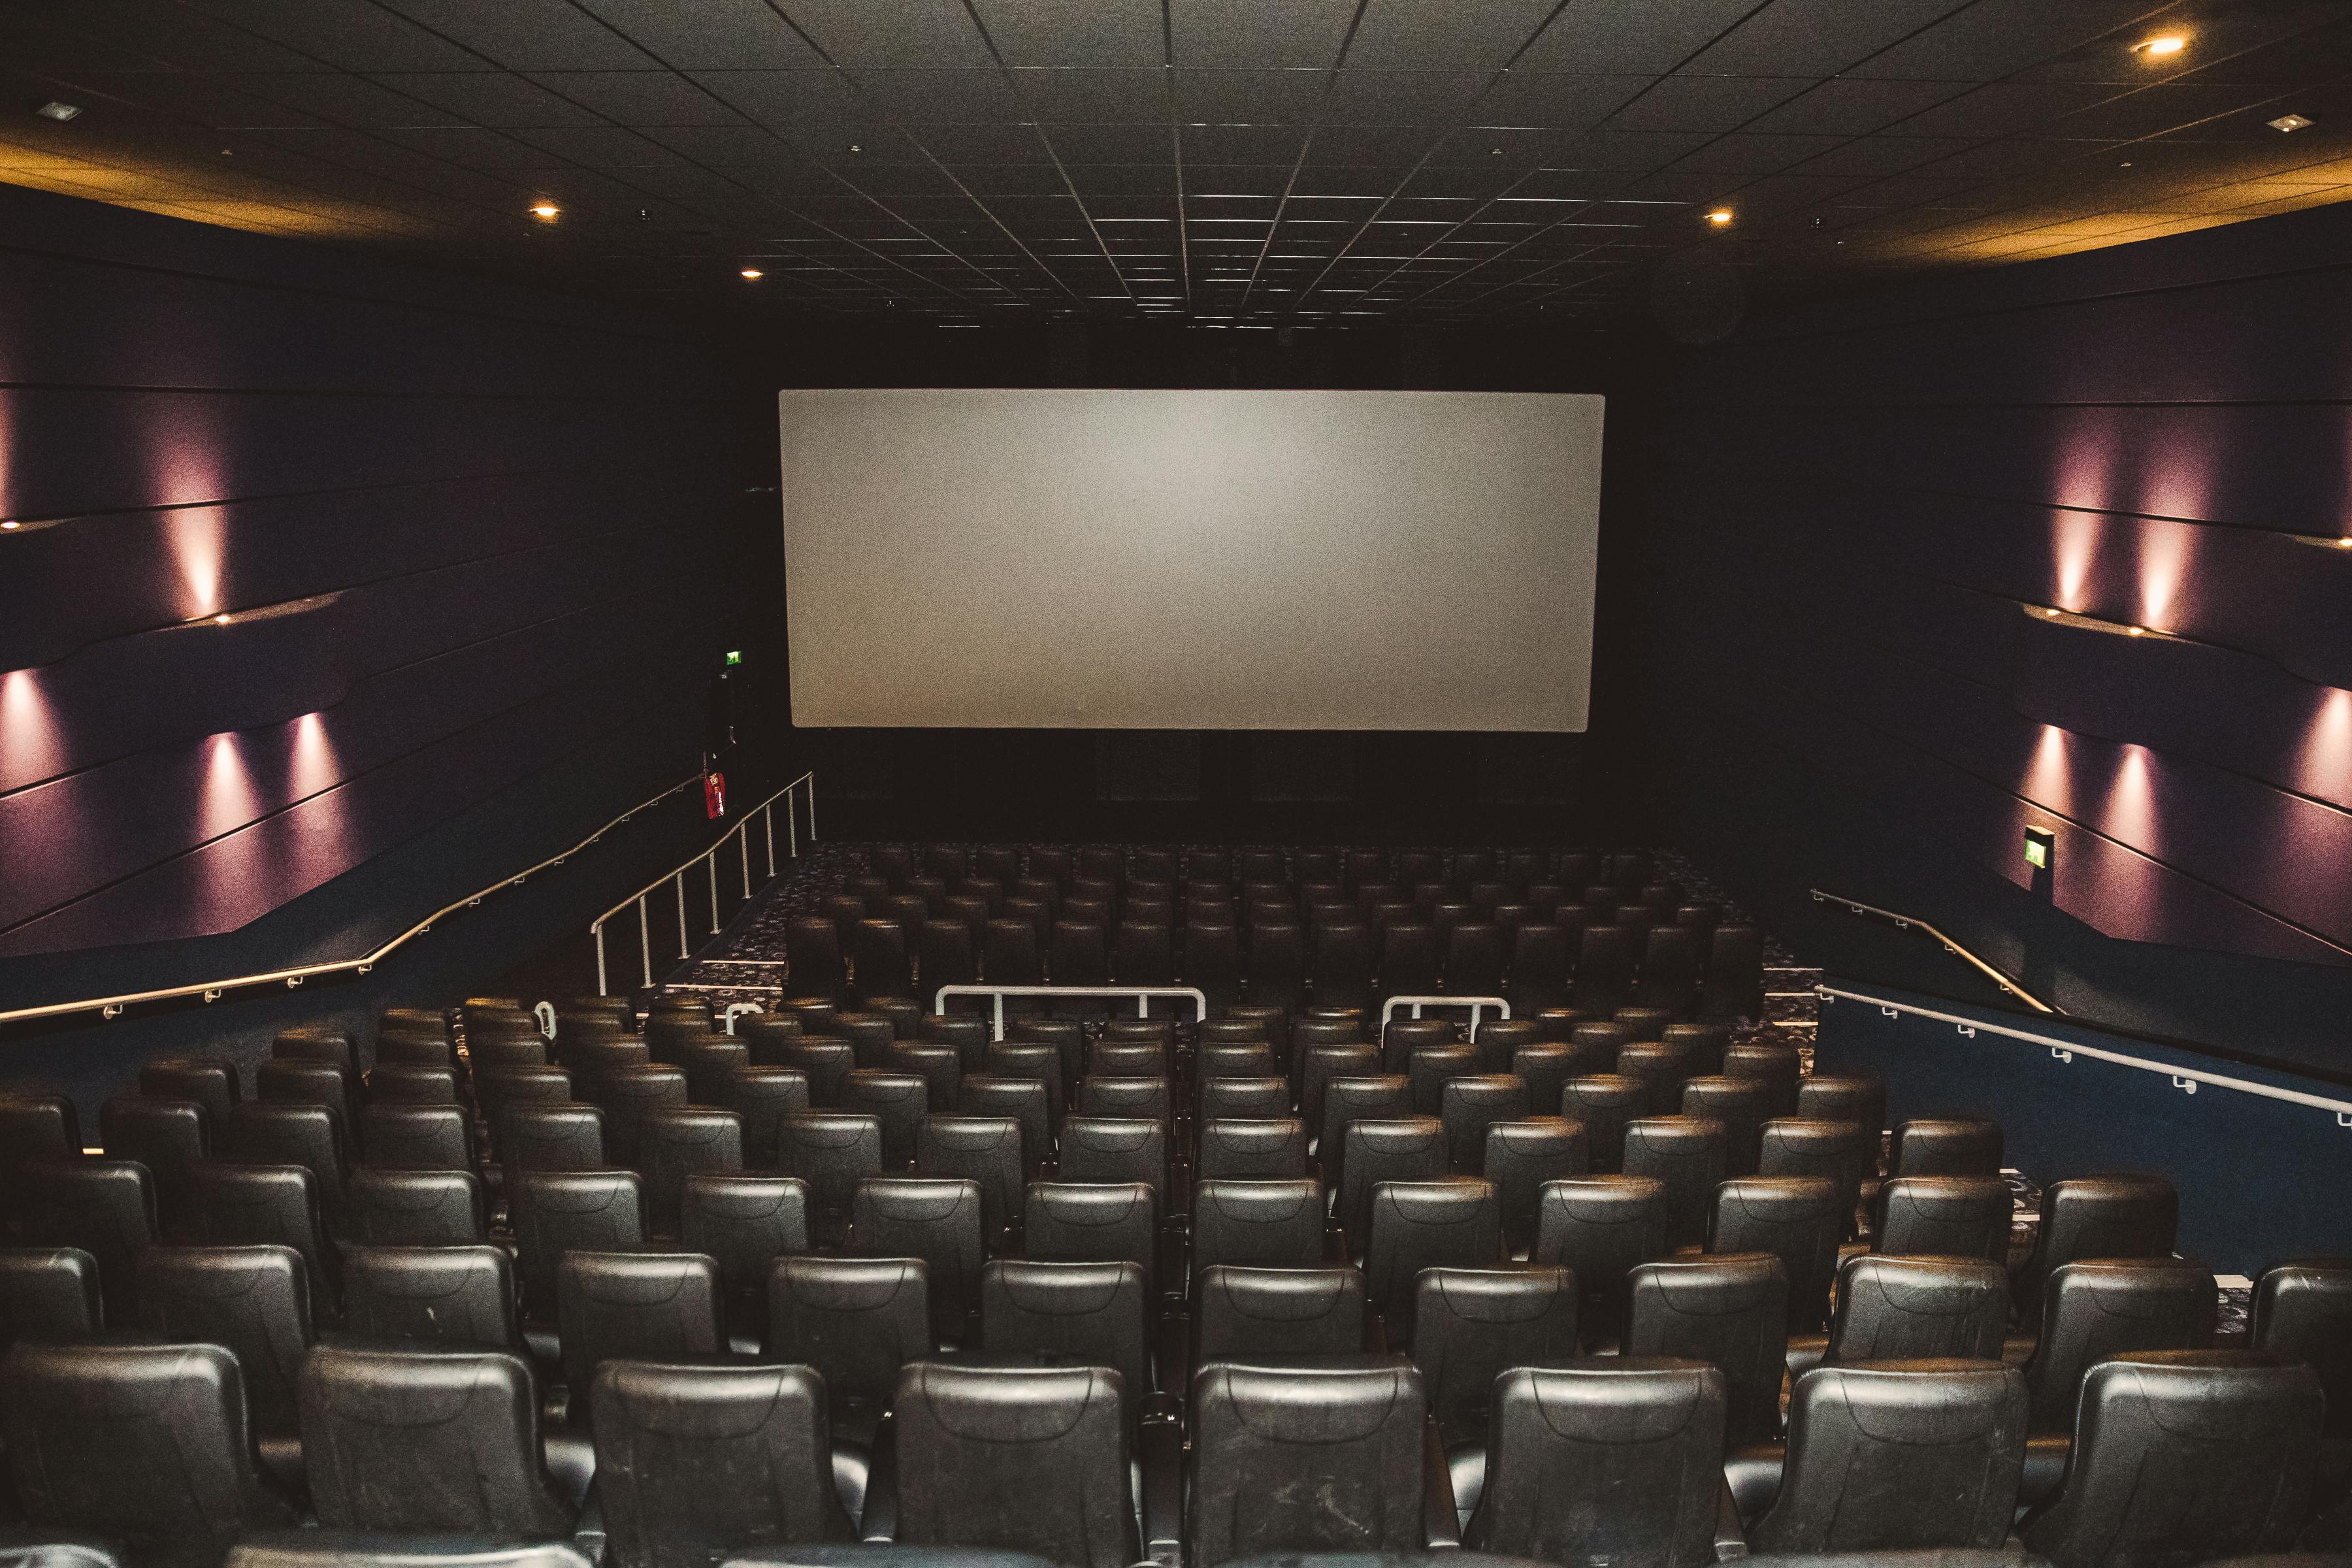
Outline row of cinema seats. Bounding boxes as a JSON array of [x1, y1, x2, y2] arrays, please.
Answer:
[[783, 841, 1767, 1024], [0, 993, 2344, 1568]]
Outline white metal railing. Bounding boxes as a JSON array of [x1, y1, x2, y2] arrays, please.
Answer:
[[593, 772, 815, 995], [934, 983, 1211, 1041], [1381, 993, 1511, 1037], [1811, 889, 2059, 1014], [0, 771, 706, 1028], [1820, 983, 2352, 1125]]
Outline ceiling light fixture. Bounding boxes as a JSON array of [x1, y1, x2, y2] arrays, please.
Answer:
[[2025, 602, 2178, 640], [35, 101, 81, 122], [740, 268, 764, 280], [0, 521, 18, 531], [1707, 209, 1733, 225], [2269, 114, 2315, 133], [213, 614, 231, 625], [2134, 34, 2187, 56], [529, 201, 560, 221]]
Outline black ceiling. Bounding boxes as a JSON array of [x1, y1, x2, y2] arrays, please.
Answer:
[[3, 0, 2350, 323]]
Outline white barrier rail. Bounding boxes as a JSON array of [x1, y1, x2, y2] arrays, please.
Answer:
[[593, 772, 815, 995], [933, 983, 1211, 1041], [1380, 993, 1511, 1037]]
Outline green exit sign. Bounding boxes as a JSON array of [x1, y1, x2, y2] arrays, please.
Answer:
[[725, 650, 743, 666], [2024, 827, 2054, 870]]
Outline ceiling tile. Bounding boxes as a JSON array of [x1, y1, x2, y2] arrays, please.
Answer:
[[525, 71, 749, 126], [776, 0, 995, 69], [1475, 73, 1656, 128], [1323, 71, 1498, 124], [371, 71, 605, 128], [1604, 74, 1812, 133], [1842, 0, 2187, 82], [849, 69, 1025, 123], [1740, 74, 1964, 135], [1011, 67, 1173, 121], [1887, 80, 2122, 139], [1344, 0, 1565, 70], [1518, 0, 1772, 74], [1683, 0, 1974, 76], [374, 0, 659, 70], [971, 0, 1164, 67], [1665, 131, 1846, 173], [569, 0, 824, 70], [1168, 0, 1360, 68], [1171, 68, 1330, 123]]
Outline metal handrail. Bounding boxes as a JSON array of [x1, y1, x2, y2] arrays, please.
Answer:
[[1380, 993, 1511, 1037], [933, 983, 1211, 1041], [1819, 983, 2352, 1122], [0, 770, 706, 1028], [1810, 889, 2059, 1015], [593, 772, 815, 995]]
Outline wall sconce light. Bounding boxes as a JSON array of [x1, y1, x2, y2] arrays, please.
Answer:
[[34, 101, 82, 122], [2269, 114, 2315, 133], [2133, 35, 2187, 57], [740, 268, 764, 280], [2025, 827, 2055, 870], [2022, 602, 2176, 640], [1707, 209, 1734, 225], [529, 201, 561, 221]]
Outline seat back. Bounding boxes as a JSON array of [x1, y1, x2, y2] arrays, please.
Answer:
[[1335, 1119, 1448, 1246], [1056, 1117, 1166, 1197], [592, 1361, 855, 1568], [1194, 1119, 1308, 1184], [1467, 1359, 1725, 1567], [499, 1103, 607, 1179], [778, 1113, 885, 1241], [1024, 1183, 1158, 1298], [184, 1162, 338, 1310], [300, 1343, 571, 1536], [140, 1060, 240, 1126], [101, 1096, 210, 1235], [1679, 1077, 1773, 1177], [2026, 1258, 2217, 1429], [27, 1158, 156, 1326], [1623, 1253, 1789, 1443], [1413, 1266, 1578, 1436], [2251, 1259, 2352, 1437], [1186, 1360, 1429, 1567], [1364, 1178, 1502, 1335], [1559, 1075, 1647, 1173], [2020, 1352, 2323, 1568], [1874, 1175, 2012, 1264], [1755, 1117, 1873, 1230], [345, 1168, 486, 1245], [341, 1244, 520, 1348], [915, 1116, 1027, 1237], [1827, 1254, 2008, 1363], [1192, 1179, 1326, 1282], [766, 1256, 930, 1408], [893, 1363, 1137, 1568], [137, 1245, 314, 1437], [506, 1169, 645, 1324], [358, 1103, 474, 1173], [979, 1260, 1151, 1423], [1532, 1175, 1671, 1341], [0, 1340, 293, 1565], [1194, 1265, 1365, 1365], [1893, 1116, 2003, 1177], [221, 1102, 348, 1217], [639, 1109, 745, 1238], [1707, 1176, 1845, 1331], [851, 1177, 984, 1341], [719, 1069, 811, 1167], [1439, 1077, 1531, 1174], [2017, 1175, 2180, 1317], [0, 1248, 101, 1343], [1622, 1117, 1727, 1250], [1752, 1360, 2029, 1554], [557, 1250, 725, 1398], [679, 1175, 809, 1301], [1483, 1119, 1588, 1254]]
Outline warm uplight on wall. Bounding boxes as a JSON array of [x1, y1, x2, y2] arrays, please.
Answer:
[[1707, 210, 1734, 225], [2134, 35, 2187, 56], [530, 202, 561, 221], [2287, 533, 2352, 550]]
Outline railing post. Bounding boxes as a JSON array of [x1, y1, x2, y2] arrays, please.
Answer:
[[707, 850, 720, 934], [788, 783, 799, 859], [763, 803, 777, 877], [992, 992, 1004, 1042], [740, 822, 752, 898], [593, 923, 608, 996], [676, 875, 689, 959], [806, 779, 816, 843], [637, 896, 653, 988]]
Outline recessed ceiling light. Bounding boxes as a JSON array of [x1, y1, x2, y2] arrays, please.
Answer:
[[34, 101, 81, 122], [847, 142, 864, 154], [2270, 114, 2315, 133], [1707, 209, 1733, 225], [529, 201, 561, 221], [2134, 34, 2187, 56], [740, 268, 764, 280]]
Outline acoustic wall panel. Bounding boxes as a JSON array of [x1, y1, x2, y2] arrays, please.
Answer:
[[779, 387, 1605, 732]]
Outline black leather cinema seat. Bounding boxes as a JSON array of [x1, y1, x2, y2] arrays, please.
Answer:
[[638, 1109, 745, 1239], [136, 1245, 314, 1473], [1192, 1179, 1328, 1285], [357, 1105, 474, 1175], [1621, 1117, 1727, 1252], [506, 1171, 645, 1327], [1893, 1116, 2005, 1177], [2251, 1260, 2352, 1440], [1057, 1119, 1168, 1198], [1439, 1077, 1531, 1174], [1194, 1265, 1367, 1364], [0, 1341, 297, 1567], [1707, 1177, 1844, 1332], [2025, 1258, 2217, 1432], [0, 1098, 84, 1220], [766, 1256, 930, 1457], [591, 1362, 858, 1568], [555, 1250, 725, 1400], [220, 1103, 349, 1225], [779, 1114, 885, 1245], [1024, 1183, 1160, 1299], [1199, 1119, 1310, 1181], [1482, 1119, 1586, 1254], [184, 1162, 339, 1313], [1749, 1361, 2029, 1552], [852, 1178, 985, 1342], [888, 1363, 1139, 1568], [229, 1533, 591, 1568], [1531, 1175, 1671, 1346], [1873, 1175, 2014, 1264], [100, 1096, 210, 1235], [1413, 1267, 1578, 1446], [140, 1058, 240, 1127], [344, 1168, 485, 1246], [0, 1248, 101, 1343], [1559, 1075, 1648, 1174], [679, 1175, 809, 1324], [1826, 1255, 2010, 1364], [1187, 1360, 1447, 1567], [2021, 1353, 2325, 1568], [298, 1343, 573, 1535], [977, 1260, 1152, 1422], [1622, 1254, 1789, 1447], [499, 1105, 607, 1180], [340, 1245, 520, 1350], [1364, 1180, 1503, 1337], [2014, 1175, 2181, 1318], [25, 1159, 156, 1326], [913, 1117, 1027, 1241], [1465, 1360, 1727, 1568]]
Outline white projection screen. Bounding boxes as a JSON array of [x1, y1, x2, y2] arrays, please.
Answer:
[[779, 387, 1605, 732]]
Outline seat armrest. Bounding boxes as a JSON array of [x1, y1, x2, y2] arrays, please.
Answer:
[[572, 1484, 608, 1566], [1158, 1230, 1189, 1304], [1422, 1416, 1462, 1548], [1714, 1477, 1748, 1561], [858, 1414, 900, 1542], [1152, 1313, 1190, 1404], [1137, 1413, 1185, 1567]]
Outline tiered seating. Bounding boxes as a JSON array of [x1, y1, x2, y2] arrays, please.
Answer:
[[0, 856, 2345, 1568]]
